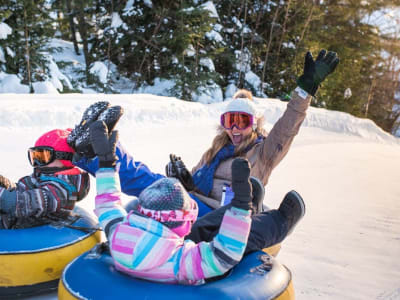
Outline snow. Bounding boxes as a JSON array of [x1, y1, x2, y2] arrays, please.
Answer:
[[191, 82, 223, 104], [224, 83, 237, 98], [344, 87, 352, 99], [185, 44, 196, 57], [0, 93, 399, 300], [199, 57, 215, 71], [0, 22, 12, 39], [136, 78, 176, 96], [6, 46, 15, 58], [89, 61, 109, 84], [110, 12, 124, 29], [0, 47, 5, 63], [245, 70, 261, 91], [283, 41, 296, 49], [205, 30, 223, 43], [200, 1, 219, 19], [32, 81, 59, 94], [143, 0, 153, 8], [363, 7, 400, 36], [0, 73, 29, 93]]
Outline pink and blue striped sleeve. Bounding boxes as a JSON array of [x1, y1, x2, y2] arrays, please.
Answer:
[[95, 168, 127, 238], [178, 207, 251, 283]]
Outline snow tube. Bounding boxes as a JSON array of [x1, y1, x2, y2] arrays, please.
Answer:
[[0, 206, 101, 299], [58, 248, 294, 300]]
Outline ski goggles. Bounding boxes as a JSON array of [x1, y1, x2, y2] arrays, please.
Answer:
[[27, 146, 73, 167], [137, 200, 198, 223], [220, 111, 254, 130]]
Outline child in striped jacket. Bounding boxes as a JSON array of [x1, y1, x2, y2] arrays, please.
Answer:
[[90, 120, 253, 285], [0, 129, 90, 229]]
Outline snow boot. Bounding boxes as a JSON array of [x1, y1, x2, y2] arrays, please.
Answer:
[[250, 176, 265, 214], [74, 105, 124, 158], [278, 190, 305, 235], [67, 101, 110, 148]]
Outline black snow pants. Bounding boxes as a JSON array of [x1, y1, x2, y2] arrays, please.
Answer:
[[186, 204, 289, 255]]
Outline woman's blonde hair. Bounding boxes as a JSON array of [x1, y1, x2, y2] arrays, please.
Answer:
[[202, 89, 266, 165]]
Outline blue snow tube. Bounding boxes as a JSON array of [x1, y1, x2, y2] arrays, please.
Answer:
[[0, 206, 101, 299], [59, 248, 294, 300]]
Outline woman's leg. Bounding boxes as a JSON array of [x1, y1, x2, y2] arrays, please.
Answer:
[[244, 209, 288, 254], [187, 207, 289, 255], [188, 191, 305, 255]]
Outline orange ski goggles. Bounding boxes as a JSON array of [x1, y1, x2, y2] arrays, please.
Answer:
[[28, 146, 73, 167], [220, 111, 254, 130]]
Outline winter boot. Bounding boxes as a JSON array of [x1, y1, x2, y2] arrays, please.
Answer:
[[74, 105, 124, 158], [250, 176, 265, 214], [67, 101, 110, 148], [278, 190, 305, 235]]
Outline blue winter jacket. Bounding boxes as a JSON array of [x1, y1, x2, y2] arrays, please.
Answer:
[[74, 142, 163, 197]]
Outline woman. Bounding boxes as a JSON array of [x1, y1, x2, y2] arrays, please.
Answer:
[[72, 49, 339, 217]]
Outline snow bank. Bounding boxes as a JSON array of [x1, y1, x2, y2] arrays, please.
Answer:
[[0, 94, 398, 145]]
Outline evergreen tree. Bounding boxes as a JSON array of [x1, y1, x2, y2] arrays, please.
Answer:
[[0, 0, 55, 91]]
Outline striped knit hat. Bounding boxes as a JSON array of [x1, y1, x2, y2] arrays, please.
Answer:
[[137, 178, 198, 230]]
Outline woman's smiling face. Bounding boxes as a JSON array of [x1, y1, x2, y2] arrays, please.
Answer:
[[226, 125, 253, 146]]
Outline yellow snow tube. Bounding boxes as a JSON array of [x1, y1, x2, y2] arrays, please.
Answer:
[[0, 207, 100, 299]]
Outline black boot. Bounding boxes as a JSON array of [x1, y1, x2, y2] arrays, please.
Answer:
[[67, 101, 110, 148], [278, 190, 305, 235], [74, 105, 124, 158]]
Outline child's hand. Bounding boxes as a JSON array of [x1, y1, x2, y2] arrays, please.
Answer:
[[89, 121, 119, 168], [0, 175, 14, 190], [230, 158, 253, 211]]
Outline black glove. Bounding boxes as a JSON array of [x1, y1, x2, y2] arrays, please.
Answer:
[[166, 154, 195, 191], [230, 158, 253, 211], [297, 49, 339, 96], [68, 102, 123, 159], [0, 175, 14, 190], [89, 120, 118, 168], [67, 101, 110, 149]]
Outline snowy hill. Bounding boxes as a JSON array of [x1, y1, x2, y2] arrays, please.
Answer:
[[0, 93, 399, 300]]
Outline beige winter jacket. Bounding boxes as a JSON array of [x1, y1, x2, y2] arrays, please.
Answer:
[[191, 89, 311, 209]]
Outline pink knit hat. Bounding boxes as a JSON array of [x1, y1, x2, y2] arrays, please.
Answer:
[[34, 129, 75, 167]]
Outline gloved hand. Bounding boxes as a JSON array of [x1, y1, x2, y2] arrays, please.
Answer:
[[68, 102, 123, 159], [297, 49, 339, 96], [89, 120, 118, 168], [166, 154, 195, 191], [0, 175, 16, 214], [0, 175, 14, 190], [67, 101, 110, 149], [231, 158, 253, 211]]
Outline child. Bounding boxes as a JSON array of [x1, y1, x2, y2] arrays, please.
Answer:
[[0, 129, 90, 229], [90, 120, 253, 284]]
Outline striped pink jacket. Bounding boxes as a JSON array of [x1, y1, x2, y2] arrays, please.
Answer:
[[95, 168, 252, 285]]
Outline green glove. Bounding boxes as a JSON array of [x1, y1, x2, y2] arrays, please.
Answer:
[[297, 50, 339, 96]]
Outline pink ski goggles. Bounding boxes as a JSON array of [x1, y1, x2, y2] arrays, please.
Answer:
[[136, 200, 198, 223], [220, 111, 254, 130]]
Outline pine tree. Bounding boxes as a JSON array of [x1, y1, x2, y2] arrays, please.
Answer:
[[0, 0, 55, 91]]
